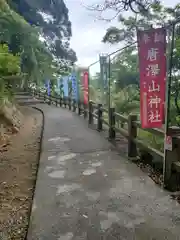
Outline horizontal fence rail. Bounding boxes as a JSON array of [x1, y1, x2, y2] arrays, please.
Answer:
[[32, 88, 164, 158], [30, 88, 180, 191]]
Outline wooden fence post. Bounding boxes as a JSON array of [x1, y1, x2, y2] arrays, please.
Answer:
[[163, 138, 178, 191], [78, 101, 81, 115], [68, 97, 71, 110], [128, 114, 138, 160], [163, 128, 180, 191], [109, 108, 116, 139], [48, 95, 50, 105], [88, 101, 93, 124], [73, 99, 76, 112], [59, 97, 62, 107], [97, 104, 102, 131], [55, 96, 58, 106], [44, 92, 46, 102], [84, 103, 87, 119]]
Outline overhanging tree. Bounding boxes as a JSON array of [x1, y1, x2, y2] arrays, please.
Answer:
[[0, 0, 74, 88], [7, 0, 77, 62], [101, 1, 180, 125]]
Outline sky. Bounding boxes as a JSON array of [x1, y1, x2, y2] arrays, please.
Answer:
[[65, 0, 179, 70]]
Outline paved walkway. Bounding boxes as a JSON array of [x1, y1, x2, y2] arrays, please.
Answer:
[[27, 104, 180, 240]]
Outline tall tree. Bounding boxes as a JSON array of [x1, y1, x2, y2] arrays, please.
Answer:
[[7, 0, 77, 62], [87, 0, 159, 21], [0, 0, 76, 88], [101, 1, 180, 125], [102, 3, 180, 44]]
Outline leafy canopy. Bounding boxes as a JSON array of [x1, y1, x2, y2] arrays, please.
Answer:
[[7, 0, 77, 62]]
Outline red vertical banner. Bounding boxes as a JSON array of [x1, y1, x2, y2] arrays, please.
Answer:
[[137, 28, 166, 129], [83, 71, 89, 105]]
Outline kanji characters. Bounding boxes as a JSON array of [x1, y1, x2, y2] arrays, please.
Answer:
[[148, 80, 160, 92], [142, 31, 165, 44], [154, 32, 165, 43], [149, 96, 161, 108], [148, 110, 161, 123], [138, 28, 166, 128], [147, 48, 158, 61], [146, 64, 160, 76], [142, 33, 150, 44]]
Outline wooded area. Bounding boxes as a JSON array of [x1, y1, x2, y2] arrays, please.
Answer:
[[88, 2, 180, 151], [0, 0, 77, 144], [0, 0, 76, 105], [2, 0, 180, 238]]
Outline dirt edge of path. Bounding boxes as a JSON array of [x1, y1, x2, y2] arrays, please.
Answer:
[[0, 106, 44, 240]]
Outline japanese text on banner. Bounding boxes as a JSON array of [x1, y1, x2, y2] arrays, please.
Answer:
[[62, 76, 69, 97], [71, 72, 79, 101], [137, 28, 166, 129], [83, 71, 89, 105]]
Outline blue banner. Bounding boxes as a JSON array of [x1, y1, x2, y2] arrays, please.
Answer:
[[70, 72, 79, 101], [45, 79, 50, 96], [99, 56, 108, 90], [62, 76, 69, 97], [57, 78, 61, 89]]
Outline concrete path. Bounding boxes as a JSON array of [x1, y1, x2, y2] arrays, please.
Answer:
[[15, 92, 44, 106], [27, 104, 180, 240]]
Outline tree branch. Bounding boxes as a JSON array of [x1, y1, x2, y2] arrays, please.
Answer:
[[84, 0, 158, 20]]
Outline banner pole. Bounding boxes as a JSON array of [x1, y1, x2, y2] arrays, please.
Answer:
[[108, 55, 111, 110], [88, 67, 90, 103], [163, 23, 175, 188], [165, 24, 175, 132]]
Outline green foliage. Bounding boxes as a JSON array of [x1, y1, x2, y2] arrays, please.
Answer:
[[102, 2, 179, 44], [112, 86, 139, 114], [0, 43, 21, 104], [138, 129, 164, 152], [0, 44, 20, 77], [93, 2, 180, 152], [7, 0, 77, 62], [0, 0, 76, 91], [0, 0, 54, 85], [110, 47, 139, 89], [89, 0, 158, 19]]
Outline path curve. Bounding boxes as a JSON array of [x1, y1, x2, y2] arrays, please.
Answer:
[[27, 104, 180, 240]]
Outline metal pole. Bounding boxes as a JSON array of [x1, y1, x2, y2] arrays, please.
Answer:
[[163, 23, 175, 188], [165, 24, 175, 133], [99, 55, 104, 105], [100, 54, 109, 107], [108, 55, 111, 110], [88, 41, 137, 69], [88, 66, 90, 103]]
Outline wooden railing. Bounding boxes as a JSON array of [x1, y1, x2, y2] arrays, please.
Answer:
[[31, 89, 180, 191]]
